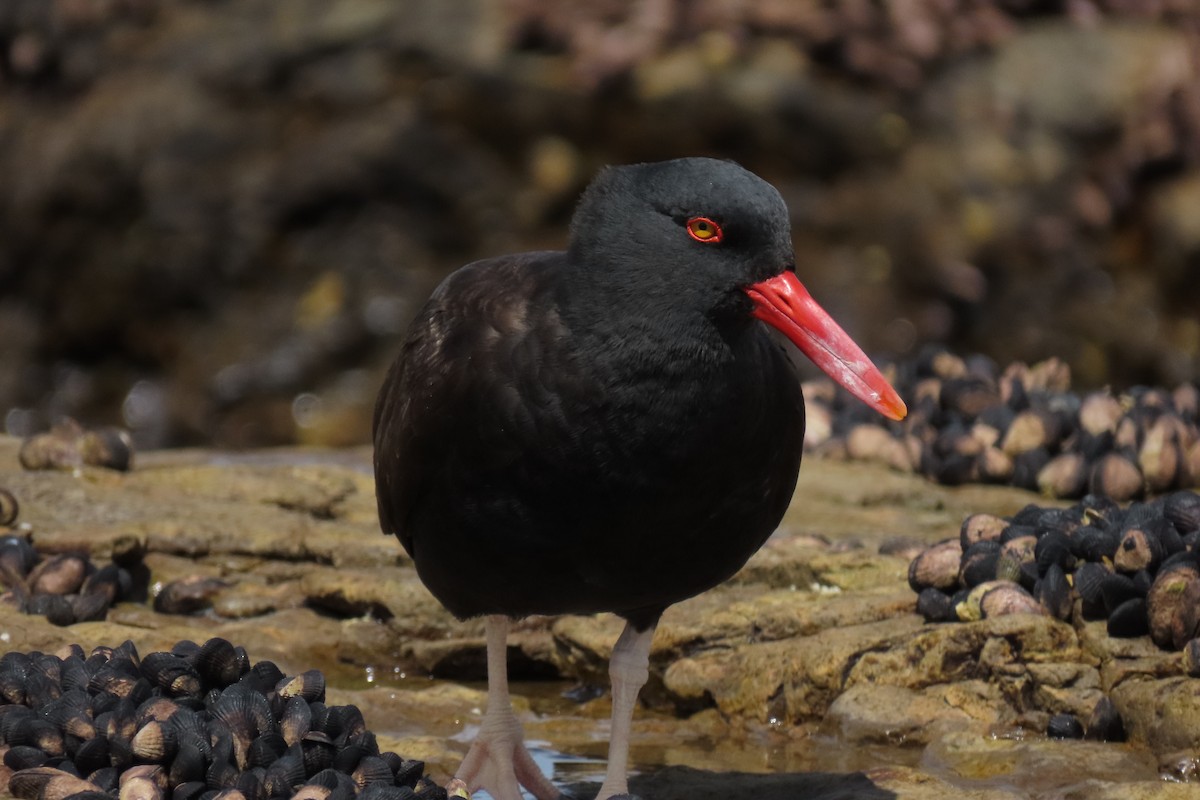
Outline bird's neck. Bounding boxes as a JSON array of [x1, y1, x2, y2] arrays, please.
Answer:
[[556, 260, 749, 355]]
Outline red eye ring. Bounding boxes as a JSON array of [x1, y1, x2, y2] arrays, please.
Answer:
[[686, 217, 723, 244]]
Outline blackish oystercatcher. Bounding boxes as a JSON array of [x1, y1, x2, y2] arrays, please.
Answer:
[[373, 158, 906, 800]]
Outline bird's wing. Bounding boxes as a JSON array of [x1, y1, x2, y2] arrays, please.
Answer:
[[372, 252, 573, 557]]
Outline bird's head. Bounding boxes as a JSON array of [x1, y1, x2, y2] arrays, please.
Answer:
[[568, 157, 907, 421]]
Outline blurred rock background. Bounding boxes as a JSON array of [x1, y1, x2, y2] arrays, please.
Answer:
[[1, 0, 1198, 450]]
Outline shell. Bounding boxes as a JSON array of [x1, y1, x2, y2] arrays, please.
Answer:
[[321, 705, 365, 741], [194, 638, 247, 690], [995, 535, 1036, 583], [977, 447, 1014, 483], [1173, 382, 1200, 418], [930, 451, 978, 486], [140, 652, 202, 698], [152, 576, 229, 616], [1184, 639, 1200, 677], [89, 766, 120, 794], [172, 781, 208, 800], [0, 535, 37, 577], [907, 539, 963, 592], [1046, 713, 1084, 739], [1072, 561, 1111, 620], [70, 591, 110, 623], [1068, 526, 1114, 562], [998, 524, 1037, 544], [1146, 562, 1200, 649], [0, 488, 18, 527], [1170, 579, 1200, 651], [351, 756, 396, 790], [1099, 572, 1143, 616], [1139, 416, 1183, 494], [131, 719, 178, 762], [119, 775, 164, 800], [28, 554, 89, 596], [246, 731, 287, 769], [280, 696, 312, 747], [1037, 453, 1088, 499], [1011, 448, 1051, 492], [301, 733, 337, 776], [959, 513, 1008, 549], [958, 540, 1001, 588], [241, 661, 285, 695], [78, 427, 135, 472], [358, 785, 419, 800], [74, 734, 110, 774], [233, 769, 262, 800], [81, 564, 127, 604], [29, 719, 64, 756], [63, 712, 96, 742], [1080, 493, 1122, 529], [1035, 563, 1072, 621], [263, 751, 307, 797], [393, 758, 425, 789], [4, 744, 50, 770], [846, 424, 903, 464], [1085, 696, 1126, 742], [1114, 520, 1167, 574], [6, 766, 102, 800], [1079, 391, 1123, 436], [978, 582, 1044, 620], [277, 670, 326, 705], [1089, 452, 1144, 503], [1165, 491, 1200, 534], [1001, 409, 1060, 457], [1107, 597, 1149, 638], [1034, 531, 1074, 576]]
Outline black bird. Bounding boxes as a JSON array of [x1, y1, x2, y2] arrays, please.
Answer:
[[373, 158, 906, 800]]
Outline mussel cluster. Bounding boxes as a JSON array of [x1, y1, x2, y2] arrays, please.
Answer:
[[909, 489, 1200, 653], [0, 638, 446, 800], [807, 347, 1200, 500], [0, 489, 147, 627]]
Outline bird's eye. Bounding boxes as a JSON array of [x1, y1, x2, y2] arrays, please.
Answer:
[[686, 217, 723, 244]]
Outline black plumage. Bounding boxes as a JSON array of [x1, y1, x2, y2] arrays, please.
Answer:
[[372, 157, 904, 800]]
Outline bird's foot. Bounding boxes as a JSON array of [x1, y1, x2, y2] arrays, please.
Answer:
[[450, 733, 560, 800]]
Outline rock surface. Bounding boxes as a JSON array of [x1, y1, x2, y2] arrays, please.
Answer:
[[2, 435, 1199, 796]]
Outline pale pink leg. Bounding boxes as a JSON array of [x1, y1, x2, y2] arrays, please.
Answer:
[[449, 616, 561, 800], [593, 621, 656, 800]]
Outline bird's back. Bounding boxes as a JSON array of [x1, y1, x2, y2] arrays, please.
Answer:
[[373, 251, 805, 627]]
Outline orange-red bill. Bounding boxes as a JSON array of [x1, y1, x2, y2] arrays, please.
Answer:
[[746, 271, 907, 421]]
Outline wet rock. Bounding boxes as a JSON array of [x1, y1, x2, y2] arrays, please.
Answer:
[[825, 681, 1002, 745]]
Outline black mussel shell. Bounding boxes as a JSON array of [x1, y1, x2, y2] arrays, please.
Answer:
[[959, 540, 1001, 588], [1099, 573, 1143, 615], [960, 513, 1008, 549], [1107, 597, 1150, 638], [277, 669, 326, 705], [359, 785, 419, 800], [1034, 531, 1075, 577], [1084, 696, 1126, 742], [4, 743, 50, 769], [1047, 713, 1084, 739], [194, 638, 248, 690], [1035, 564, 1072, 621], [916, 588, 956, 623], [1165, 491, 1200, 534], [908, 539, 962, 593]]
